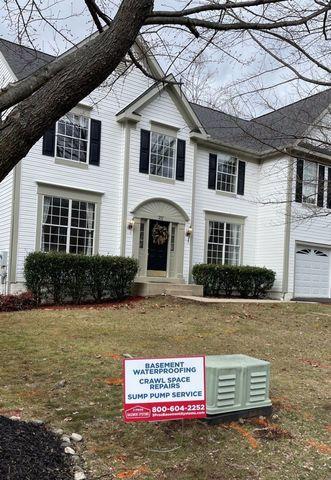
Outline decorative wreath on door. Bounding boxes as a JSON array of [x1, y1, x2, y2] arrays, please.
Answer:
[[152, 223, 169, 245]]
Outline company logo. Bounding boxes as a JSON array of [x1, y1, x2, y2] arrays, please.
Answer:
[[125, 406, 151, 419]]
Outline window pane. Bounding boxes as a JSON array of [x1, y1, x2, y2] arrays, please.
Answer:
[[217, 157, 237, 193], [207, 221, 241, 265], [149, 131, 175, 179], [56, 114, 89, 163], [302, 161, 318, 204], [41, 196, 95, 256], [139, 221, 145, 249], [69, 201, 95, 255]]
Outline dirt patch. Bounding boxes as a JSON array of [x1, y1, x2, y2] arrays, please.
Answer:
[[0, 416, 72, 480]]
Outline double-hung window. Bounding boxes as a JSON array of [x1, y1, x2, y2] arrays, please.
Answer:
[[217, 157, 238, 193], [56, 113, 89, 163], [302, 160, 318, 205], [150, 131, 176, 179], [207, 220, 241, 265], [41, 195, 95, 255]]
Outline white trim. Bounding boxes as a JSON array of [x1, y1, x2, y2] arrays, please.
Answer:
[[36, 181, 104, 197]]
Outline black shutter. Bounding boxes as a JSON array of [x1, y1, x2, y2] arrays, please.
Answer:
[[42, 124, 56, 157], [176, 139, 186, 181], [139, 129, 150, 174], [237, 160, 246, 196], [295, 158, 304, 203], [317, 165, 325, 207], [208, 154, 217, 189], [89, 119, 102, 166], [327, 168, 331, 209]]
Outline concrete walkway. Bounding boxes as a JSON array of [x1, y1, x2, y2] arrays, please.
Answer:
[[175, 295, 314, 304]]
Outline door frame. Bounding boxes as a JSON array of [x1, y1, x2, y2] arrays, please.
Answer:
[[131, 198, 189, 281]]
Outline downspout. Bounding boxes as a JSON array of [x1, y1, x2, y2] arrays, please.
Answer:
[[281, 156, 293, 300]]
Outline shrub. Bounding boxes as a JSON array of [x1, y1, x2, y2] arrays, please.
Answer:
[[236, 266, 276, 298], [0, 292, 36, 312], [24, 252, 138, 305], [192, 264, 275, 298]]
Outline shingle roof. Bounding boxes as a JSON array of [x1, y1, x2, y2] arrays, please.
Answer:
[[0, 38, 55, 80], [1, 37, 330, 156], [191, 88, 331, 155]]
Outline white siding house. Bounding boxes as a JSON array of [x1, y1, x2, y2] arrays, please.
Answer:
[[0, 38, 330, 300]]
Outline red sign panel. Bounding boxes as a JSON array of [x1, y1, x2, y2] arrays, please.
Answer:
[[123, 356, 206, 422]]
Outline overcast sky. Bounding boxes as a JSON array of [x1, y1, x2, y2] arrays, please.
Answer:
[[0, 1, 326, 117]]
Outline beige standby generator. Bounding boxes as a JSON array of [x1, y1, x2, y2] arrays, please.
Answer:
[[206, 355, 272, 416]]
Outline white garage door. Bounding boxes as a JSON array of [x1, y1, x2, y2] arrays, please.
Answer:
[[295, 246, 330, 298]]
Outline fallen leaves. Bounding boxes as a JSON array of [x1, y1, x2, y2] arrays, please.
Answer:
[[300, 358, 330, 369], [116, 466, 150, 478], [306, 439, 331, 455], [102, 353, 122, 360], [105, 377, 123, 386], [227, 422, 259, 449], [271, 396, 296, 412], [248, 416, 293, 440], [0, 408, 23, 419]]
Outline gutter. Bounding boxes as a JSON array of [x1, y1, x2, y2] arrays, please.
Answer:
[[189, 132, 287, 161]]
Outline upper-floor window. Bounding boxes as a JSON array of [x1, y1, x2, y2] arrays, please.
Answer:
[[41, 195, 95, 255], [217, 157, 238, 193], [297, 158, 331, 209], [56, 113, 90, 163], [149, 131, 176, 179], [302, 160, 318, 205], [207, 220, 241, 265], [208, 154, 245, 195]]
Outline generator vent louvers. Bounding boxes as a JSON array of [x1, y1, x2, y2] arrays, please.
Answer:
[[217, 373, 236, 407], [205, 355, 272, 416], [249, 371, 267, 403]]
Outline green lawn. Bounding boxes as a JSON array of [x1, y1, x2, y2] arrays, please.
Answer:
[[0, 297, 330, 479]]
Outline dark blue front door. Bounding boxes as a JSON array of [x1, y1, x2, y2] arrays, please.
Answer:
[[147, 220, 169, 272]]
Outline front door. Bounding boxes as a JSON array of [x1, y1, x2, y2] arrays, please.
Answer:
[[147, 220, 169, 276]]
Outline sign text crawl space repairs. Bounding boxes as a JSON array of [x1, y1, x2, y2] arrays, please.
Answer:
[[123, 356, 206, 422]]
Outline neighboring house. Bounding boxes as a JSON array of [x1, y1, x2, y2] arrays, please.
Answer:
[[0, 38, 330, 300]]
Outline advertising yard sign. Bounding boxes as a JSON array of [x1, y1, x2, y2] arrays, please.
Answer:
[[123, 356, 206, 422]]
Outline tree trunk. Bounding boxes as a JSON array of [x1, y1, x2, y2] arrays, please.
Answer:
[[0, 0, 153, 182]]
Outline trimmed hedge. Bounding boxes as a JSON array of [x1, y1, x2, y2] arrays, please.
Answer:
[[192, 264, 276, 298], [24, 252, 138, 305], [0, 292, 36, 312]]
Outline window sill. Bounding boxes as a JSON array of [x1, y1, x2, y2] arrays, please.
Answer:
[[55, 157, 89, 170], [215, 189, 237, 198], [149, 174, 175, 185]]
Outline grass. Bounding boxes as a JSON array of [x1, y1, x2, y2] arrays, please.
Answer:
[[0, 297, 330, 480]]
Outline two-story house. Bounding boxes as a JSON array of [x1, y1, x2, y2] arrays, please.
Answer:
[[0, 38, 330, 300]]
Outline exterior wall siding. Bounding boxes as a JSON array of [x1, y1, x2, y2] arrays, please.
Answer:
[[125, 90, 194, 281], [192, 148, 260, 272], [1, 51, 329, 298], [0, 53, 16, 291], [15, 66, 153, 282], [288, 165, 331, 297], [255, 156, 290, 294]]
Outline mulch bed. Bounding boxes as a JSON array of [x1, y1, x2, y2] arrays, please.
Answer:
[[38, 295, 144, 311], [0, 416, 73, 480]]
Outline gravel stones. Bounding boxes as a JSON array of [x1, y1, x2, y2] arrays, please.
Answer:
[[64, 446, 76, 455], [71, 433, 83, 442]]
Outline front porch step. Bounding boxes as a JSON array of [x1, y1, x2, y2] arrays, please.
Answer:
[[133, 282, 203, 297]]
